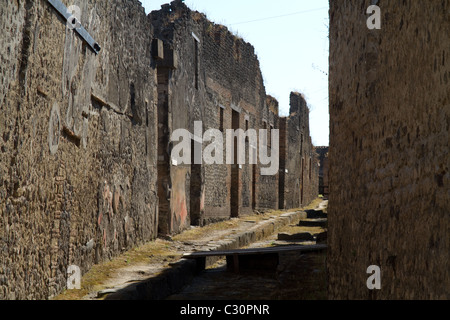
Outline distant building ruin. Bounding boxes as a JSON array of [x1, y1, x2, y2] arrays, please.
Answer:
[[328, 1, 449, 299], [0, 0, 319, 299]]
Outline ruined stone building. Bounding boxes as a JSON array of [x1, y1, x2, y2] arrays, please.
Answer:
[[329, 1, 449, 299], [0, 0, 318, 299]]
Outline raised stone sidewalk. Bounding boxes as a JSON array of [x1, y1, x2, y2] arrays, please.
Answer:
[[101, 211, 309, 300]]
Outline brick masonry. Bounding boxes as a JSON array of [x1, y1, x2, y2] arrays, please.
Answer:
[[328, 1, 449, 299]]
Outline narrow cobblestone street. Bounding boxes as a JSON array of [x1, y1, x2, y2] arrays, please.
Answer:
[[166, 201, 328, 300]]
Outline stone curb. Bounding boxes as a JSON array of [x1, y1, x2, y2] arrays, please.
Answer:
[[102, 210, 307, 300]]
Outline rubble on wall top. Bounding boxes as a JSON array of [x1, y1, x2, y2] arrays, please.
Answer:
[[152, 0, 255, 55], [291, 91, 306, 99]]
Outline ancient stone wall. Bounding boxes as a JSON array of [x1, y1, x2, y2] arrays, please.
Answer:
[[258, 96, 280, 210], [0, 0, 321, 299], [150, 0, 283, 228], [328, 1, 449, 299], [316, 146, 329, 196], [0, 0, 158, 299], [151, 3, 204, 234], [201, 9, 273, 218]]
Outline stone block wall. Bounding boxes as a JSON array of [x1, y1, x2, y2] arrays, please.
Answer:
[[150, 0, 285, 228], [0, 0, 322, 299], [281, 92, 319, 209], [258, 96, 280, 210], [316, 146, 329, 196], [328, 1, 449, 299], [0, 0, 159, 299]]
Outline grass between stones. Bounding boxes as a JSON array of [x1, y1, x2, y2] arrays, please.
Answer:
[[53, 240, 180, 300]]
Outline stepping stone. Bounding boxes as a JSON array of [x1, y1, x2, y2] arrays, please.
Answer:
[[306, 210, 327, 219], [299, 219, 327, 228], [277, 232, 315, 241]]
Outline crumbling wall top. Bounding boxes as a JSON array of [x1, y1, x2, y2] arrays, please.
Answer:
[[289, 92, 309, 116]]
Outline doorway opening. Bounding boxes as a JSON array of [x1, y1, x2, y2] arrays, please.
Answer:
[[190, 137, 202, 226], [230, 109, 240, 218]]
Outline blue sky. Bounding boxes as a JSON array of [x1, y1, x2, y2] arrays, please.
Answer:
[[141, 0, 329, 146]]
